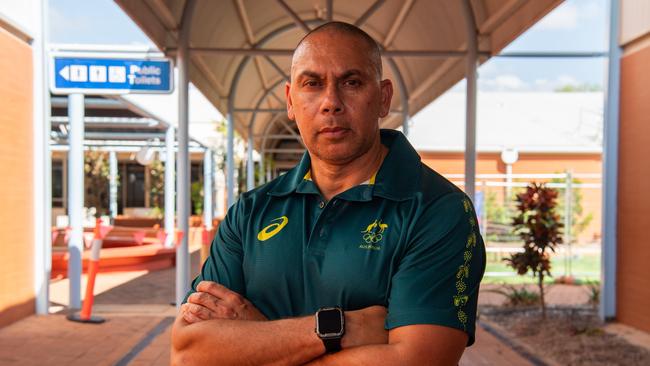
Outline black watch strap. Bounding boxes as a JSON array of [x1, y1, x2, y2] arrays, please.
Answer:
[[322, 337, 342, 353]]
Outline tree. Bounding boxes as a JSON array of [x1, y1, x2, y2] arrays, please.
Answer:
[[84, 150, 112, 218], [149, 156, 165, 218], [504, 183, 563, 318]]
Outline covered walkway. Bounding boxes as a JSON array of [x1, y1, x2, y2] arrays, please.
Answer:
[[0, 245, 538, 366]]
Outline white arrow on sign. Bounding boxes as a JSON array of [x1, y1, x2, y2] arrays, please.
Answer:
[[59, 65, 70, 81]]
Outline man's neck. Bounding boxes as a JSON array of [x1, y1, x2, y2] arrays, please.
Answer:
[[309, 139, 388, 201]]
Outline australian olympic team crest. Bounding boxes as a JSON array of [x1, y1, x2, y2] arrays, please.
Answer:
[[359, 219, 388, 250]]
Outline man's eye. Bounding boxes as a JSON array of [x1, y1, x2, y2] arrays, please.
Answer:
[[304, 80, 320, 87], [343, 79, 360, 87]]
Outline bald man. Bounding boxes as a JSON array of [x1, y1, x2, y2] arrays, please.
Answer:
[[171, 21, 485, 366]]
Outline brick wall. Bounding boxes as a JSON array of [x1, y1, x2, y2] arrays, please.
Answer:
[[0, 27, 35, 327], [617, 35, 650, 334]]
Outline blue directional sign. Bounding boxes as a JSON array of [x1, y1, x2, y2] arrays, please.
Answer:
[[51, 56, 173, 94]]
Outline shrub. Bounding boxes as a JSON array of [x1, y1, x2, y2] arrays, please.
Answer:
[[504, 183, 563, 318]]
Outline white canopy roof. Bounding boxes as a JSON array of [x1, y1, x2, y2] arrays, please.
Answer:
[[115, 0, 562, 157]]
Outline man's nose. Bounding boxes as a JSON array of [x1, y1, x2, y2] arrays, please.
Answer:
[[321, 84, 344, 115]]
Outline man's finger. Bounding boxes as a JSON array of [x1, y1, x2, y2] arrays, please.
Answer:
[[186, 302, 213, 320], [181, 304, 204, 324], [196, 281, 244, 306], [188, 291, 220, 313], [183, 311, 203, 324], [186, 296, 238, 320]]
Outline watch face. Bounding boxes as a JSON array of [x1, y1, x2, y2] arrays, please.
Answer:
[[317, 308, 343, 336]]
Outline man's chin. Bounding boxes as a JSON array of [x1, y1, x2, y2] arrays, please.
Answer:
[[312, 147, 365, 165]]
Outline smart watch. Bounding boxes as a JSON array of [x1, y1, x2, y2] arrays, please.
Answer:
[[315, 306, 345, 353]]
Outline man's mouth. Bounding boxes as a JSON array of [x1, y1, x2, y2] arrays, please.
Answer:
[[319, 127, 350, 138]]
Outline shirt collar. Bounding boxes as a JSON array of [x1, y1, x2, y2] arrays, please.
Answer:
[[268, 129, 420, 201]]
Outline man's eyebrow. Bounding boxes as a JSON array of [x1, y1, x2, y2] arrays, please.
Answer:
[[340, 69, 363, 79], [295, 69, 366, 80], [296, 70, 322, 79]]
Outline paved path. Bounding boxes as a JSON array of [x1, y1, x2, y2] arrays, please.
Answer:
[[1, 247, 591, 365]]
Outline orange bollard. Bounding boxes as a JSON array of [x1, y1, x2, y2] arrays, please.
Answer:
[[67, 218, 106, 324]]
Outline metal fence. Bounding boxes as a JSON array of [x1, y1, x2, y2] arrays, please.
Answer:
[[445, 172, 602, 280]]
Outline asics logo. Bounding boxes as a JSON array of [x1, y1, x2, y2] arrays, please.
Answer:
[[257, 216, 289, 242]]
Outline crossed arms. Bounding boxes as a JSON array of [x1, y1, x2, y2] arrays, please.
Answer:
[[171, 281, 468, 366]]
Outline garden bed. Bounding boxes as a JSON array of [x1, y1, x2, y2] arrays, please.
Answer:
[[480, 305, 650, 366]]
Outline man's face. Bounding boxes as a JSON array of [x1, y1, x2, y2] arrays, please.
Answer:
[[285, 31, 393, 165]]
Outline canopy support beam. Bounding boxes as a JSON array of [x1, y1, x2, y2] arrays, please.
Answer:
[[175, 0, 197, 308], [67, 93, 84, 310], [164, 126, 175, 248], [462, 0, 478, 202], [600, 0, 621, 322], [204, 149, 214, 230], [247, 125, 255, 190], [355, 0, 386, 27], [182, 47, 488, 58], [276, 0, 311, 33], [109, 150, 118, 219]]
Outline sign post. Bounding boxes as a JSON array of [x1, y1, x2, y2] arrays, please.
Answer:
[[50, 52, 173, 320], [67, 93, 84, 310], [51, 55, 173, 94]]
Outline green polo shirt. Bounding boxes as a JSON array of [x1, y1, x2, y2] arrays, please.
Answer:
[[187, 129, 486, 345]]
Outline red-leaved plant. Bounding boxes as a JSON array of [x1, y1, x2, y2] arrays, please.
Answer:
[[504, 183, 563, 318]]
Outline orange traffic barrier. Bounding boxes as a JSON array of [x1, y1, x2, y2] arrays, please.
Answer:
[[175, 230, 185, 248], [200, 225, 213, 265], [51, 228, 59, 244], [67, 218, 110, 324], [132, 230, 146, 246], [156, 230, 168, 246]]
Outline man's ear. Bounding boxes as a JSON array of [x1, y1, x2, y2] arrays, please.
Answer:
[[285, 81, 295, 121], [378, 79, 394, 118]]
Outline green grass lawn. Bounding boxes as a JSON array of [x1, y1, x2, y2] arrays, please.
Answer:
[[482, 251, 600, 284]]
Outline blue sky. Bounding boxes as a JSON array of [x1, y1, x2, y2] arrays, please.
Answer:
[[49, 0, 608, 92]]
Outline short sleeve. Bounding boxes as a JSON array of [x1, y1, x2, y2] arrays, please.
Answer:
[[385, 192, 486, 346], [183, 200, 246, 303]]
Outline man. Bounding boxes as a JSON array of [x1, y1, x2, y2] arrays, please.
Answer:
[[172, 21, 485, 365]]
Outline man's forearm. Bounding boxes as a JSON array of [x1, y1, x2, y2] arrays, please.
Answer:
[[171, 314, 324, 366], [306, 343, 461, 366], [306, 344, 405, 366], [306, 324, 468, 366]]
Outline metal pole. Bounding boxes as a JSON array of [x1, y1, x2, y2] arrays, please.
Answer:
[[565, 170, 573, 277], [226, 111, 235, 207], [259, 149, 266, 185], [601, 0, 620, 321], [505, 163, 513, 202], [462, 0, 478, 202], [109, 151, 118, 219], [203, 150, 213, 230], [67, 93, 84, 309], [34, 0, 51, 315], [176, 0, 197, 308], [164, 126, 175, 248], [247, 125, 254, 190]]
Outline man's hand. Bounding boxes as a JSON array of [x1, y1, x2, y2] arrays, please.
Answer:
[[181, 281, 267, 324], [342, 305, 388, 348]]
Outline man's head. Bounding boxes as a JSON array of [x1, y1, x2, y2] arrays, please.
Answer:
[[285, 22, 393, 165]]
